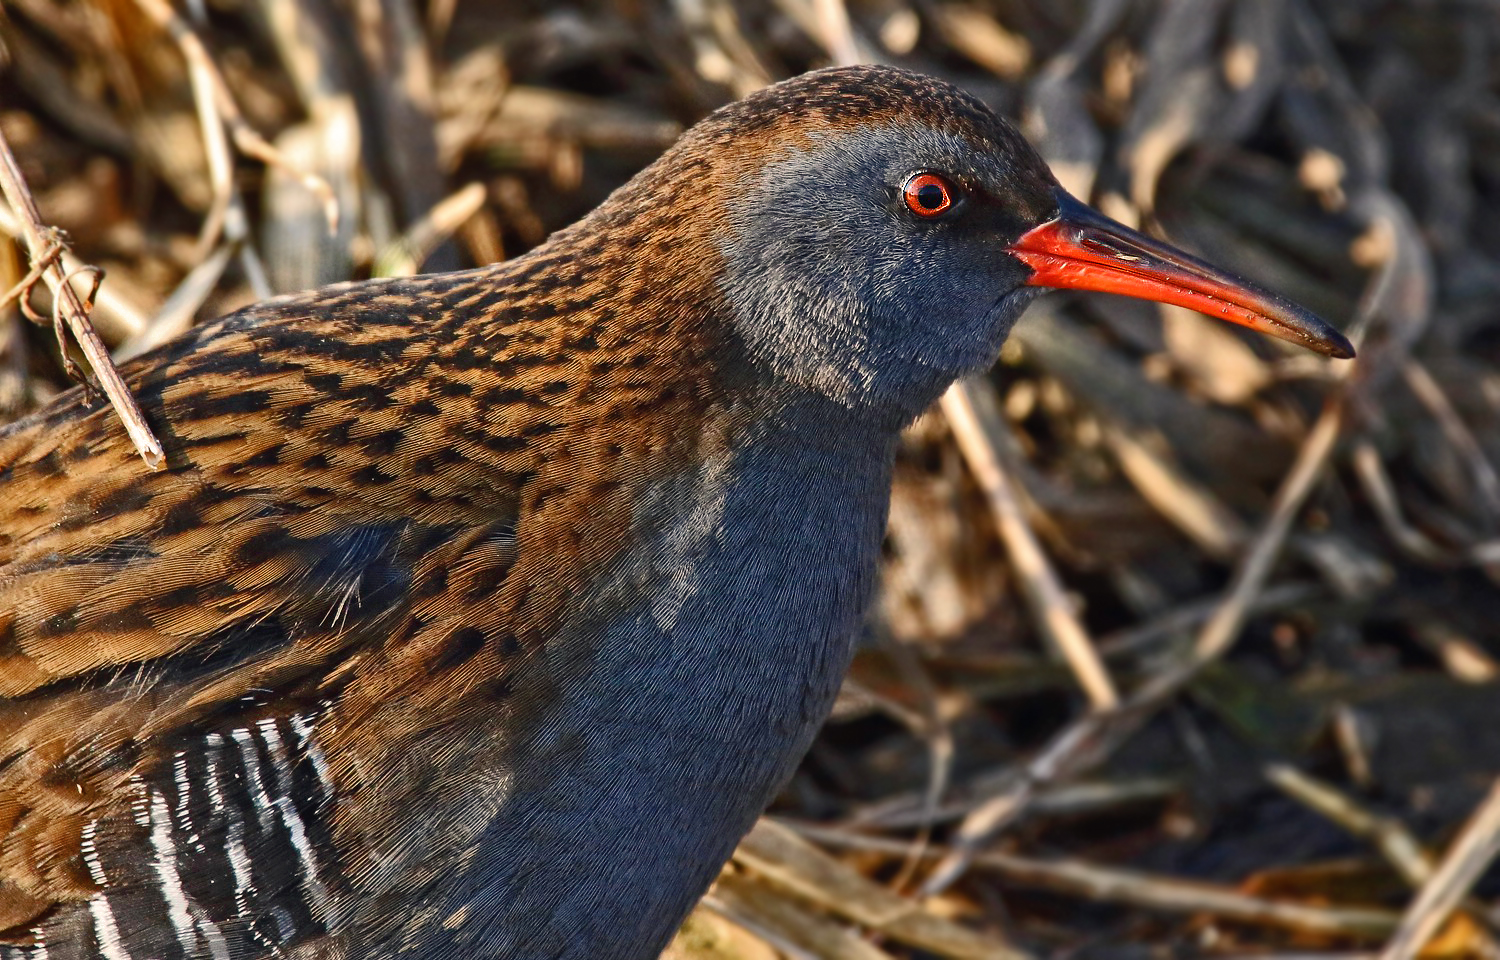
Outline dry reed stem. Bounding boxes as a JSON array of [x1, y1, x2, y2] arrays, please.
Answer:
[[0, 129, 164, 468], [1378, 778, 1500, 960]]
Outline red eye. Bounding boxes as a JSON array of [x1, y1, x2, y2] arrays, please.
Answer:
[[903, 172, 956, 217]]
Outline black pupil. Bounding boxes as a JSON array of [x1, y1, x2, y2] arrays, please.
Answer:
[[915, 183, 946, 210]]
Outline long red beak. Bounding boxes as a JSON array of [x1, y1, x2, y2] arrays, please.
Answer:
[[1009, 189, 1355, 359]]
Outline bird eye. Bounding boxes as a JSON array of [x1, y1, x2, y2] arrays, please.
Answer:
[[902, 172, 957, 218]]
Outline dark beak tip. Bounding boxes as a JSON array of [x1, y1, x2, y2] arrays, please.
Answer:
[[1281, 302, 1356, 360], [1325, 336, 1357, 361], [1279, 306, 1356, 360]]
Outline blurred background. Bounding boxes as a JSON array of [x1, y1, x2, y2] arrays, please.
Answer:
[[3, 1, 1500, 956]]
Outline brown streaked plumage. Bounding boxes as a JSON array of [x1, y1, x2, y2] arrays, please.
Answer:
[[0, 65, 1351, 960], [0, 222, 730, 932]]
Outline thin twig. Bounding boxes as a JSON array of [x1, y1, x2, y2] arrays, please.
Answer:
[[1097, 582, 1322, 657], [374, 181, 487, 278], [1350, 440, 1453, 564], [1191, 393, 1346, 664], [704, 880, 892, 960], [1401, 358, 1500, 519], [917, 696, 1156, 896], [132, 0, 234, 259], [132, 0, 271, 301], [846, 765, 1179, 831], [0, 129, 164, 468], [50, 264, 105, 386], [133, 0, 338, 239], [1378, 777, 1500, 960], [737, 820, 1030, 960], [1103, 421, 1248, 561], [0, 204, 150, 344], [1267, 764, 1435, 887], [1271, 760, 1500, 952], [794, 823, 1401, 939], [862, 633, 954, 894], [0, 235, 63, 314], [942, 377, 1120, 710]]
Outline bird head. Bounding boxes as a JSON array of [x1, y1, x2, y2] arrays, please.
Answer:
[[629, 65, 1353, 426]]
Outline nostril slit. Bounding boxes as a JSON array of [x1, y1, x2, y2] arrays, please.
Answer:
[[1082, 232, 1145, 262]]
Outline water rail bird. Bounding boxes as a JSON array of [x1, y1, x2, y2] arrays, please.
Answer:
[[0, 65, 1351, 960]]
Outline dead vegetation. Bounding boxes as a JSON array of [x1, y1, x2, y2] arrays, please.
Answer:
[[2, 0, 1499, 957]]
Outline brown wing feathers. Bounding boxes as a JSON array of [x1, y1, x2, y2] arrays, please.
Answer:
[[0, 172, 735, 940]]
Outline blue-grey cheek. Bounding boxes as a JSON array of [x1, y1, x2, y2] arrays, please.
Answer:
[[715, 164, 896, 407], [865, 242, 1035, 378]]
